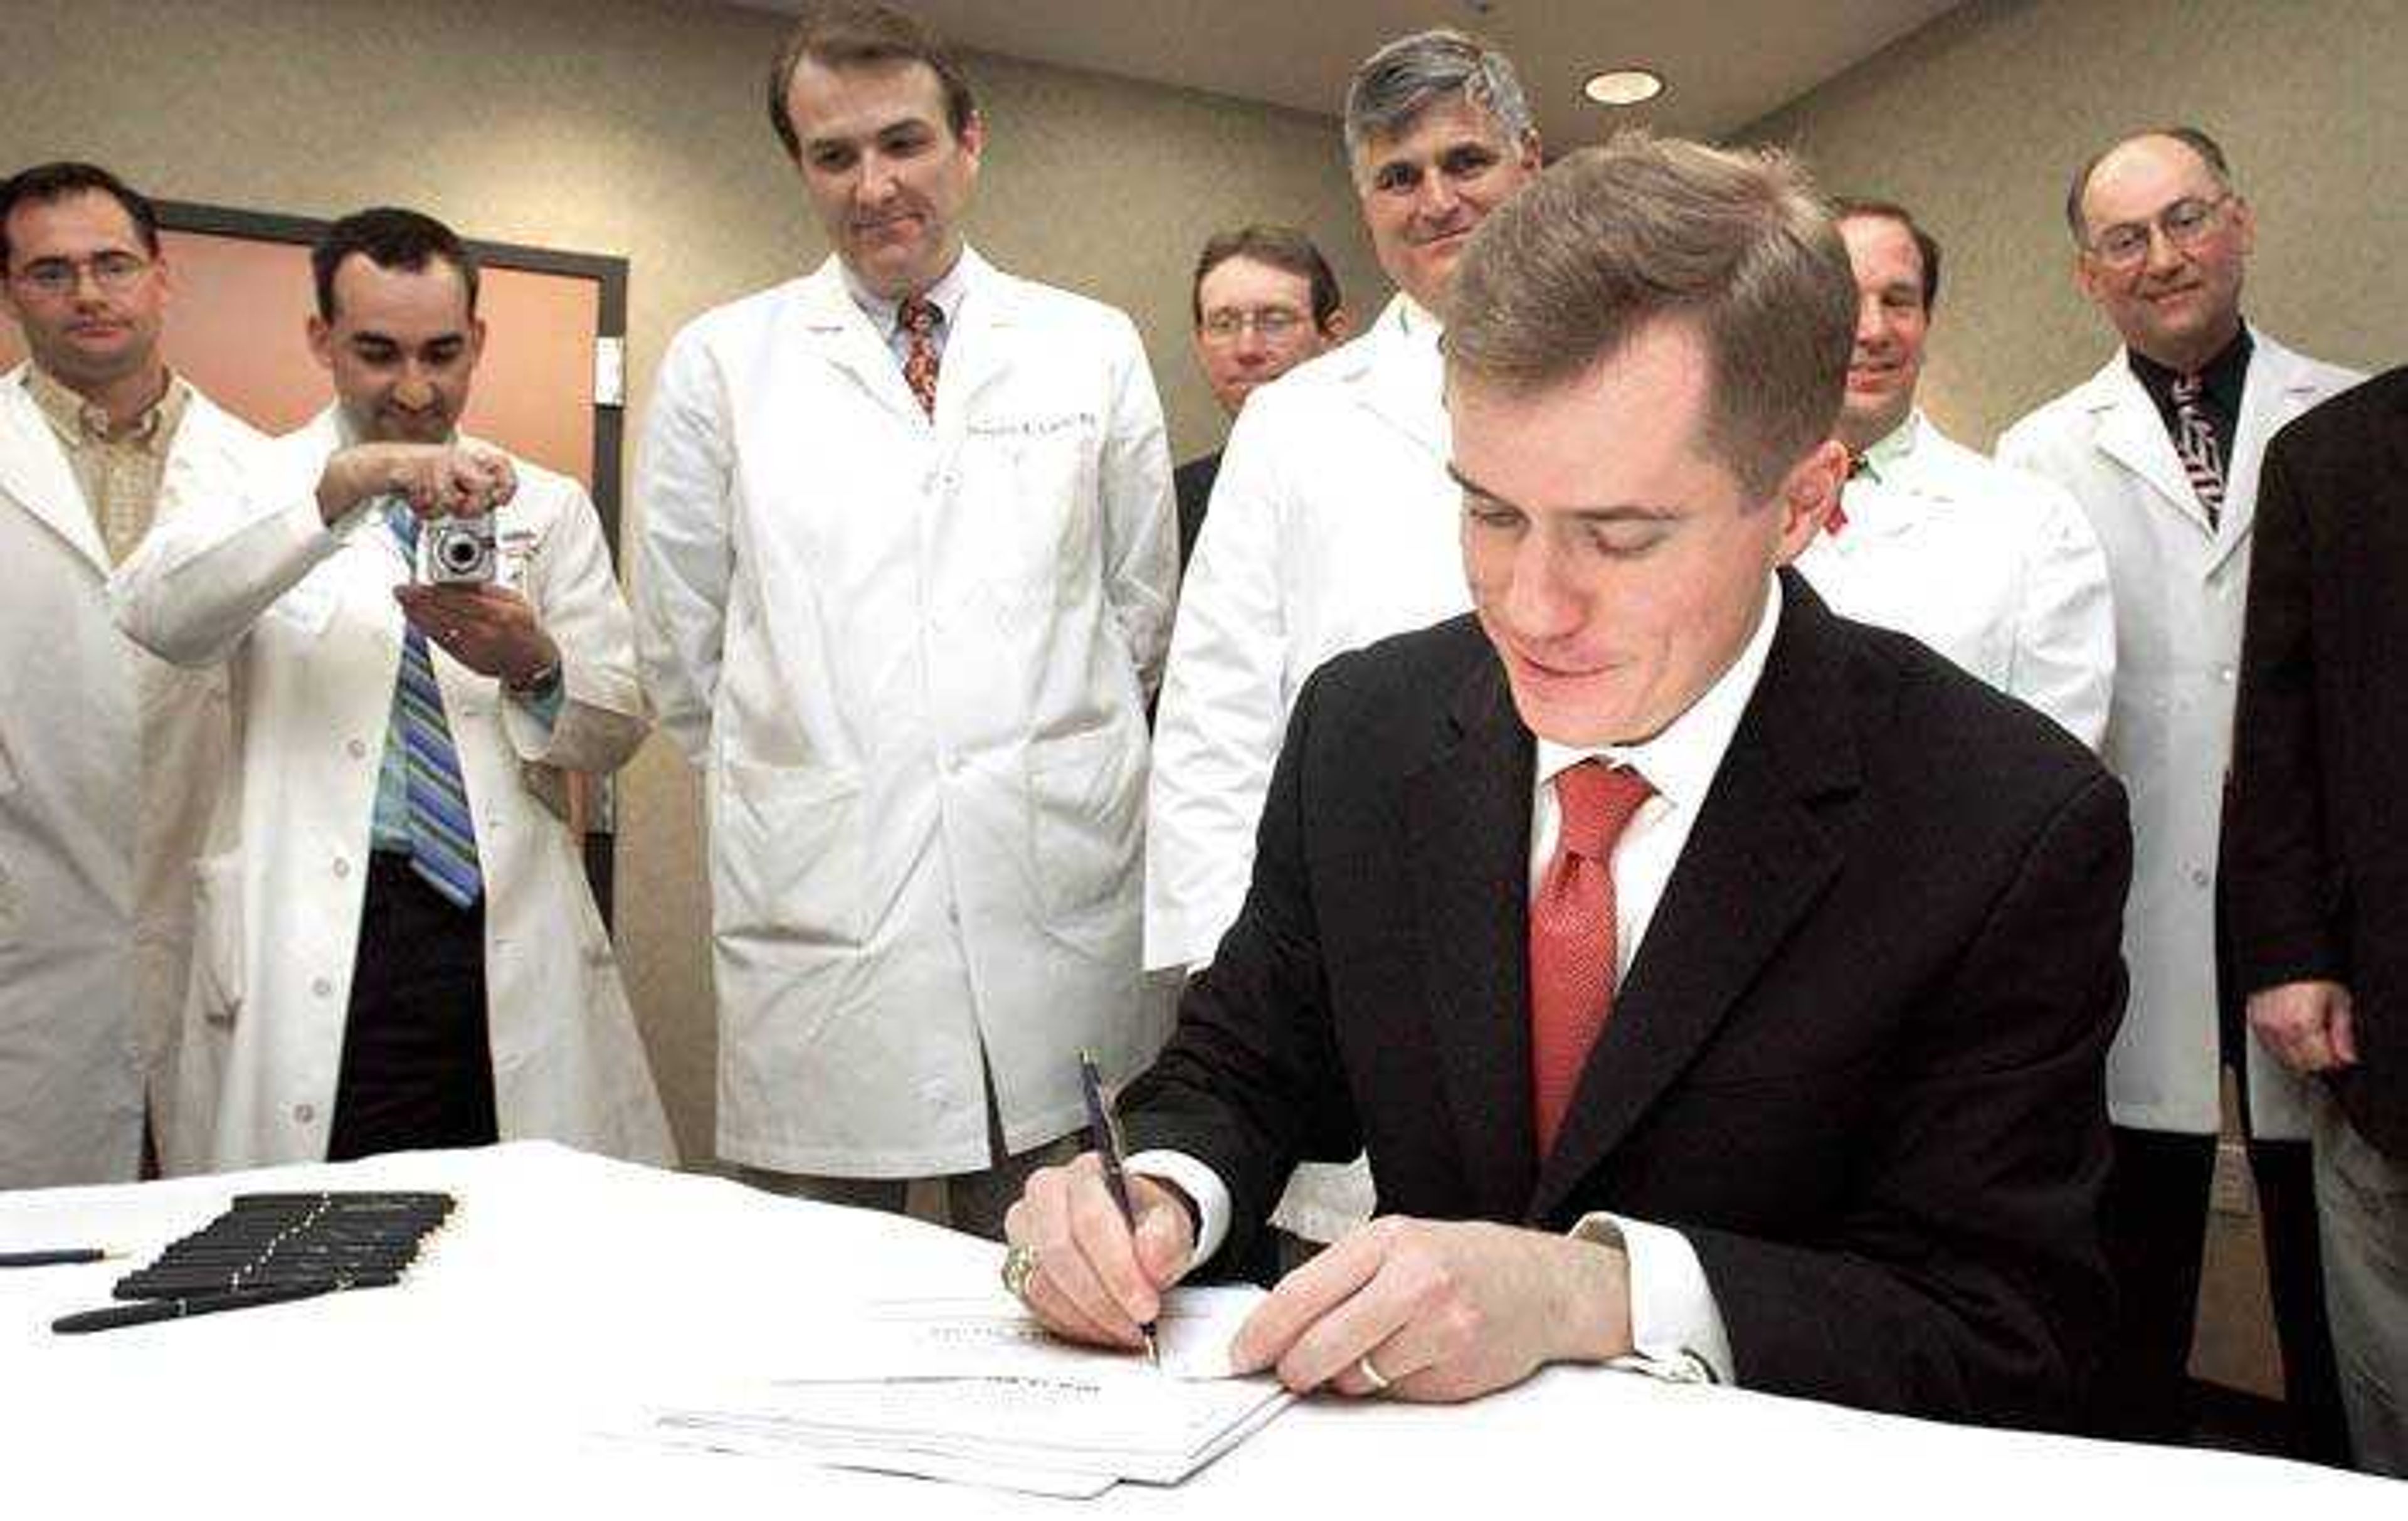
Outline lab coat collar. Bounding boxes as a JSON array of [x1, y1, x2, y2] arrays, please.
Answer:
[[0, 364, 107, 570], [793, 247, 1013, 427]]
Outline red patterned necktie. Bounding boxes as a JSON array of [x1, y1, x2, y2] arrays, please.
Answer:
[[1529, 758, 1656, 1159], [899, 295, 941, 417]]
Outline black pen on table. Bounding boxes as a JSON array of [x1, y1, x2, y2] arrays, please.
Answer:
[[51, 1281, 349, 1335], [1077, 1048, 1159, 1366], [1, 1248, 114, 1269]]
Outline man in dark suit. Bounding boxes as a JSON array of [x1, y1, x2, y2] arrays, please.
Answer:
[[2225, 366, 2407, 1475], [1003, 136, 2130, 1429], [1174, 225, 1344, 565]]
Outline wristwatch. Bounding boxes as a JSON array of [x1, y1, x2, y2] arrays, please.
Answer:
[[506, 657, 562, 699]]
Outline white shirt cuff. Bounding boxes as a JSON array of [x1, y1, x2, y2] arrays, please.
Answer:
[[1125, 1150, 1232, 1275], [1570, 1212, 1735, 1386]]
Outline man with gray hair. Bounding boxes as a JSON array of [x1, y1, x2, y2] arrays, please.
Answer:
[[1005, 134, 2128, 1428], [1145, 28, 1540, 1263]]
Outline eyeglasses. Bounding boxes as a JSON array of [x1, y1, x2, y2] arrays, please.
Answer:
[[2085, 194, 2234, 268], [1199, 307, 1309, 343], [8, 250, 154, 297]]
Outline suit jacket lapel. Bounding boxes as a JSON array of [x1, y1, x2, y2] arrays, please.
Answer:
[[1529, 580, 1859, 1223], [1403, 653, 1540, 1221]]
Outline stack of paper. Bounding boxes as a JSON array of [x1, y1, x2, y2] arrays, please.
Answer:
[[641, 1286, 1294, 1498]]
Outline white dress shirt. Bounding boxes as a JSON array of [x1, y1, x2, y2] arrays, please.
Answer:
[[1132, 576, 1789, 1386]]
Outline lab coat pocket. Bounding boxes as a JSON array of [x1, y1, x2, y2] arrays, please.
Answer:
[[191, 851, 245, 1029], [1027, 723, 1141, 928], [714, 758, 864, 948]]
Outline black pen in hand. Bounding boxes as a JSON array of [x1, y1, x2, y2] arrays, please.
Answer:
[[1078, 1048, 1160, 1365]]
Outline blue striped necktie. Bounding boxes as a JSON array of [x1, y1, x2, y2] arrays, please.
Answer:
[[386, 503, 484, 909]]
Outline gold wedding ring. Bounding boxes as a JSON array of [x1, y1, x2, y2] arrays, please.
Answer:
[[1000, 1241, 1039, 1303]]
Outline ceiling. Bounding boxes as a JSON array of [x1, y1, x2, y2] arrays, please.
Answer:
[[716, 0, 1965, 146]]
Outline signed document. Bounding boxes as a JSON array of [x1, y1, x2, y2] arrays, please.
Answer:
[[638, 1286, 1292, 1497]]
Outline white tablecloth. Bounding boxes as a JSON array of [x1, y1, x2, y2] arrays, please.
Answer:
[[1, 1143, 2392, 1515]]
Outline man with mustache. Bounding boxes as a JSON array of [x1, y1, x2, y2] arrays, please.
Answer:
[[1792, 198, 2113, 750], [0, 161, 262, 1187], [635, 3, 1176, 1234], [1999, 127, 2363, 1455], [112, 208, 672, 1172], [1146, 29, 1541, 1264]]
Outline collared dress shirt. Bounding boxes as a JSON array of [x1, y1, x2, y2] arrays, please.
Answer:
[[1132, 576, 1795, 1386], [26, 364, 191, 564]]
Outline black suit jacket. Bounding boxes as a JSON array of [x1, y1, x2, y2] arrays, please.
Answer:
[[1173, 451, 1220, 570], [2226, 366, 2408, 1159], [1122, 573, 2130, 1429]]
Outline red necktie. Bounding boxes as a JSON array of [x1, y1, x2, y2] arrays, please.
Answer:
[[899, 295, 941, 417], [1529, 759, 1655, 1159]]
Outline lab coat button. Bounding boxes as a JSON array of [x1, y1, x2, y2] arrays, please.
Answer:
[[2190, 867, 2210, 889], [347, 739, 368, 760], [293, 1103, 316, 1124], [312, 977, 334, 997], [333, 857, 351, 878]]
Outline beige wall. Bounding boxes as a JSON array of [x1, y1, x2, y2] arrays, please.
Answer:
[[1745, 0, 2404, 449], [1, 0, 1383, 1163]]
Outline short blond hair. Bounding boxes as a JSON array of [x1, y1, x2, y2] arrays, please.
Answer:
[[1445, 132, 1854, 498]]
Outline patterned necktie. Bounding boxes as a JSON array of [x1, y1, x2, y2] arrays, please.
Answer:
[[1528, 759, 1656, 1159], [899, 295, 941, 418], [386, 504, 484, 909], [2170, 373, 2225, 528]]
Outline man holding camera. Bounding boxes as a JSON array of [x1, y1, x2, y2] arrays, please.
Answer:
[[112, 207, 672, 1171]]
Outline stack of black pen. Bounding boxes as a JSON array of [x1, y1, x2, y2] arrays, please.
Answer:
[[51, 1190, 454, 1335]]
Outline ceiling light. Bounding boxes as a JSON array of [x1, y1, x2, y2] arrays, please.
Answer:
[[1584, 69, 1665, 107]]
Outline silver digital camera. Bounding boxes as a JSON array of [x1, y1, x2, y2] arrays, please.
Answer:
[[423, 514, 497, 585]]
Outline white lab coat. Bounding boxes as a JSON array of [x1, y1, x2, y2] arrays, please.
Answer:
[[634, 250, 1178, 1177], [1998, 332, 2363, 1138], [1796, 410, 2116, 750], [0, 368, 260, 1187], [1146, 296, 1467, 1243], [112, 410, 674, 1172]]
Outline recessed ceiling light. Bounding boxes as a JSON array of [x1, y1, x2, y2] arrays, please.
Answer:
[[1584, 68, 1665, 107]]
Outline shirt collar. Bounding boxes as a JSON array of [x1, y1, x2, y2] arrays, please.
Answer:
[[1534, 572, 1784, 819], [2127, 323, 2253, 410], [843, 250, 973, 339], [26, 363, 187, 452], [1853, 408, 1923, 484]]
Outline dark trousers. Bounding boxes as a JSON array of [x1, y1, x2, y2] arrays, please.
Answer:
[[2093, 1123, 2350, 1461], [327, 853, 497, 1162]]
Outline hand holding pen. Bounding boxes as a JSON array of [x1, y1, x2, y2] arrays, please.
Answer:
[[998, 1055, 1194, 1359]]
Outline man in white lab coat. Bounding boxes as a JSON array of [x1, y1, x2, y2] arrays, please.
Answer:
[[1144, 29, 1542, 1259], [1998, 127, 2363, 1455], [113, 208, 671, 1172], [634, 3, 1176, 1234], [1793, 199, 2115, 750], [0, 162, 261, 1188]]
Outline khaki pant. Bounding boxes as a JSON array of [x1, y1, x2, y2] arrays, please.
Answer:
[[2311, 1084, 2408, 1476]]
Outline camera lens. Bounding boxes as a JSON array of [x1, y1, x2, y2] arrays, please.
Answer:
[[441, 534, 480, 571]]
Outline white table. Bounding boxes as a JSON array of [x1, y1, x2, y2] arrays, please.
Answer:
[[2, 1143, 2392, 1515]]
